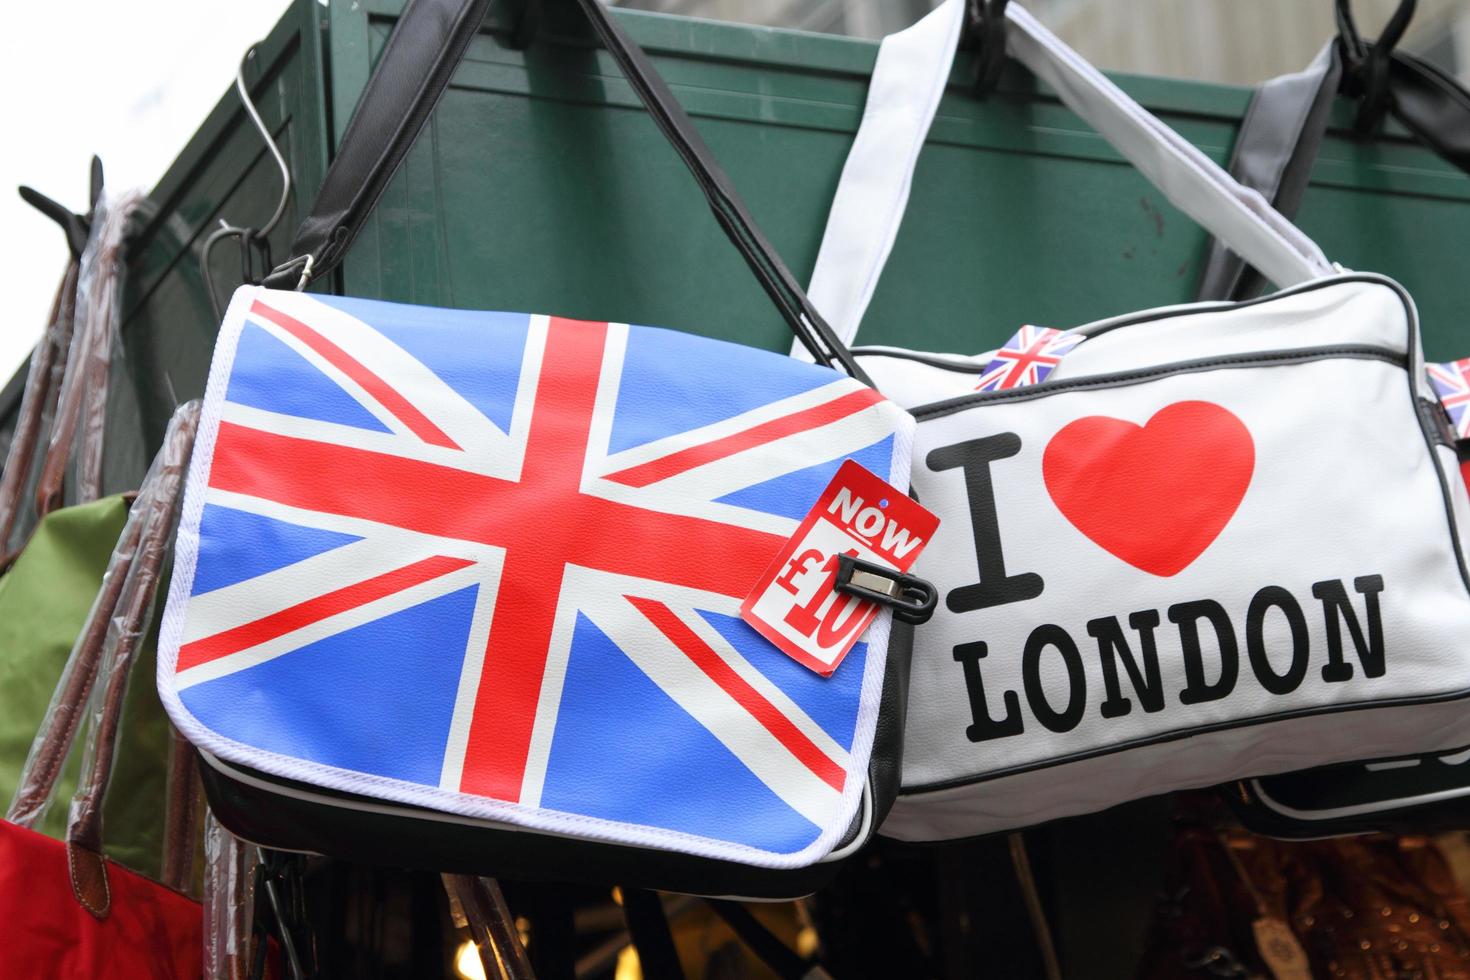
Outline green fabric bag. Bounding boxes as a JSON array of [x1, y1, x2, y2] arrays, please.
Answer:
[[0, 494, 172, 877]]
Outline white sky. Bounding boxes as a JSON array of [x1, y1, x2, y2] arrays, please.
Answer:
[[0, 0, 292, 382]]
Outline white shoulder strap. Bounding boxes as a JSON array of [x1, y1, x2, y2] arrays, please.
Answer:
[[803, 0, 967, 356], [800, 0, 1336, 352]]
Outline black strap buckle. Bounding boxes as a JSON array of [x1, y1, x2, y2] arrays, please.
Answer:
[[963, 0, 1012, 95], [834, 554, 937, 625], [239, 228, 273, 286]]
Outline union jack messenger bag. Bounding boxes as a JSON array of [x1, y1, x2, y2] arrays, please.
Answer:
[[800, 1, 1470, 840], [156, 0, 920, 897]]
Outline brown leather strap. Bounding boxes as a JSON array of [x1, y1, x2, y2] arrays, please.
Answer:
[[0, 260, 78, 563], [35, 193, 141, 517], [160, 726, 204, 893], [63, 401, 199, 917]]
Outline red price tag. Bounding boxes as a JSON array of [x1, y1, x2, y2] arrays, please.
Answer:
[[740, 460, 939, 676]]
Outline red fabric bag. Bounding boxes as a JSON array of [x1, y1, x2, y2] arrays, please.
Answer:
[[1, 405, 202, 979], [0, 822, 202, 978]]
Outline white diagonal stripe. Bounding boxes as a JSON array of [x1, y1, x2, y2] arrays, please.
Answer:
[[680, 604, 851, 768], [439, 572, 503, 791], [595, 378, 863, 475], [582, 587, 844, 829], [180, 535, 427, 644], [255, 292, 511, 456], [578, 479, 799, 538], [613, 402, 896, 503], [245, 309, 410, 439], [175, 563, 484, 690], [203, 489, 504, 565]]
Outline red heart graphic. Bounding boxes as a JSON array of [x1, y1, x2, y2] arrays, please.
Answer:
[[1042, 401, 1254, 577]]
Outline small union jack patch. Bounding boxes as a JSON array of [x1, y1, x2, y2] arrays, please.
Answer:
[[974, 325, 1084, 392], [1428, 358, 1470, 440]]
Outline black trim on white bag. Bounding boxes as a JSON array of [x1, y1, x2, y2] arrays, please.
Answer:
[[800, 1, 1470, 840], [1232, 745, 1470, 840], [912, 345, 1404, 418]]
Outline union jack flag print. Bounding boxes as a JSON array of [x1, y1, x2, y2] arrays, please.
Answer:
[[974, 325, 1083, 391], [160, 288, 911, 863], [1429, 358, 1470, 440]]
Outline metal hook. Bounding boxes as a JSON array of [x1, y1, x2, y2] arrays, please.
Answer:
[[201, 44, 293, 321]]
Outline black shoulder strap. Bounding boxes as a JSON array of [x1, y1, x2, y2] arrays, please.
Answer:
[[263, 0, 491, 293], [1385, 49, 1470, 173], [1197, 40, 1470, 303], [264, 0, 869, 382]]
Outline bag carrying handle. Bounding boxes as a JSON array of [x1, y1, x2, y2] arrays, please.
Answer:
[[1195, 44, 1342, 302], [801, 0, 1336, 353], [4, 492, 148, 833], [34, 191, 146, 518], [64, 402, 198, 918], [1197, 39, 1470, 302], [0, 260, 80, 566], [262, 0, 870, 383], [2, 403, 199, 918]]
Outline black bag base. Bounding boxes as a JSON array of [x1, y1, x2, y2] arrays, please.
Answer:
[[198, 750, 859, 900], [1225, 747, 1470, 840], [192, 620, 909, 900]]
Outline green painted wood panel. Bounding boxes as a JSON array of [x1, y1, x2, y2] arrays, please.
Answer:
[[101, 0, 329, 494]]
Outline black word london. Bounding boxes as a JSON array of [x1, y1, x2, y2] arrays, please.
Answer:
[[932, 432, 1388, 742]]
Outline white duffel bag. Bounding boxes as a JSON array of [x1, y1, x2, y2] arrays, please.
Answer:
[[802, 0, 1470, 840]]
